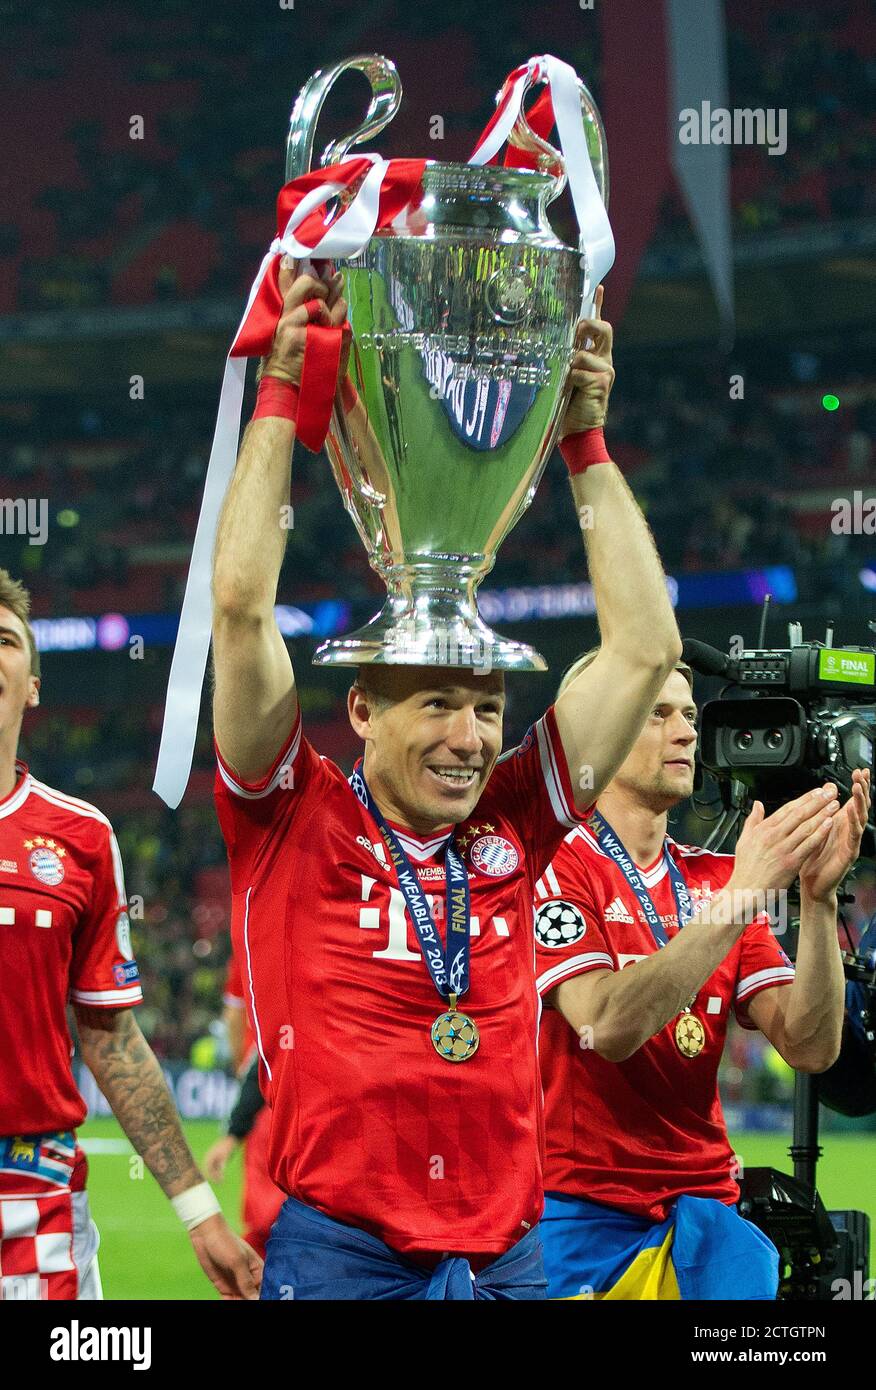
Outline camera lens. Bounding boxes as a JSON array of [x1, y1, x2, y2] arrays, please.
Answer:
[[734, 731, 753, 750], [765, 729, 784, 750]]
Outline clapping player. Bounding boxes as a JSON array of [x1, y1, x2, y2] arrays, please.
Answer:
[[0, 571, 261, 1300], [210, 268, 683, 1298], [534, 649, 869, 1299]]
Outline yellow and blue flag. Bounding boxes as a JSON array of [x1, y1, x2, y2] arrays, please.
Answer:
[[542, 1192, 779, 1300]]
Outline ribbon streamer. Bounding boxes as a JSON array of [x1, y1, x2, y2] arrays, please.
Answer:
[[470, 54, 615, 311], [153, 157, 424, 807]]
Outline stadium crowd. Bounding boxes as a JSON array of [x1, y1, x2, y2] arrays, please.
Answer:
[[0, 0, 872, 312], [1, 348, 873, 624]]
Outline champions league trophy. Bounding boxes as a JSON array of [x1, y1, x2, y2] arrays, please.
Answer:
[[151, 54, 613, 808], [286, 54, 612, 671]]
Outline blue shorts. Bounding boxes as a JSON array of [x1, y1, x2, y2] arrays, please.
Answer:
[[261, 1196, 548, 1301]]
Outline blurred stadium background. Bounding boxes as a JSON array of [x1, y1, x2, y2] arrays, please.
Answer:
[[0, 0, 873, 1296]]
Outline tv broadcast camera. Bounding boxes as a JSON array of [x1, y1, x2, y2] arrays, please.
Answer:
[[682, 615, 876, 1301], [683, 621, 876, 856]]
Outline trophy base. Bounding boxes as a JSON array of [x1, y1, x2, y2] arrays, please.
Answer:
[[311, 594, 547, 673]]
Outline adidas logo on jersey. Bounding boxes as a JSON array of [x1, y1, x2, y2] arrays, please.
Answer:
[[355, 834, 388, 869], [603, 896, 634, 924]]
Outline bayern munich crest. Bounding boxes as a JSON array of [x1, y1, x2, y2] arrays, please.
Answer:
[[26, 842, 65, 887], [535, 899, 587, 949], [469, 834, 519, 878]]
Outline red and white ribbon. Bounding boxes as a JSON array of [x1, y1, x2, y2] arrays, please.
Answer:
[[471, 54, 614, 313], [153, 156, 426, 807], [153, 56, 613, 809]]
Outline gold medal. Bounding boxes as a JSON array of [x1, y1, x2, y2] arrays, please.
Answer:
[[675, 1011, 706, 1058], [431, 993, 480, 1062]]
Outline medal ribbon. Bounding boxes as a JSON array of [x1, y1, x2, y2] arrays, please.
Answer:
[[349, 762, 472, 1003], [587, 810, 693, 949]]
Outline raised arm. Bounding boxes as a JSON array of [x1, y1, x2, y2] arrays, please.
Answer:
[[211, 266, 347, 782], [552, 287, 682, 810]]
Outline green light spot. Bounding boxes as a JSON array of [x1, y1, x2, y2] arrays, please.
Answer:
[[57, 509, 79, 527], [822, 394, 840, 412]]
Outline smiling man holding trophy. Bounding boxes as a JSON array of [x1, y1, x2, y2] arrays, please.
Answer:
[[156, 53, 682, 1299]]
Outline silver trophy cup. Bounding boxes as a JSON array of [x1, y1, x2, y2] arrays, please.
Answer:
[[286, 55, 609, 671]]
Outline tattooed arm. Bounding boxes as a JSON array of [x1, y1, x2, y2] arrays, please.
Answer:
[[74, 1005, 262, 1298], [74, 1005, 201, 1194]]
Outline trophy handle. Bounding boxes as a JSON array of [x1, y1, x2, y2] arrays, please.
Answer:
[[506, 71, 610, 209], [285, 55, 403, 180]]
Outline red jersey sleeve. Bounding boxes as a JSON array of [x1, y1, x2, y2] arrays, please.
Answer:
[[533, 837, 614, 1002], [70, 819, 141, 1009], [486, 705, 590, 882], [213, 708, 331, 891], [734, 912, 796, 1029]]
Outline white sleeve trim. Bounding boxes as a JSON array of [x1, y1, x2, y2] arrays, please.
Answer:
[[243, 885, 272, 1082], [70, 985, 143, 1005], [537, 952, 614, 995], [107, 829, 128, 910], [216, 718, 302, 800], [736, 965, 796, 1002], [535, 715, 580, 830], [534, 863, 563, 900]]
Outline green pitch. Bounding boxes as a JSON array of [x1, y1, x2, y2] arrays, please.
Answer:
[[80, 1117, 875, 1300], [82, 1117, 243, 1301]]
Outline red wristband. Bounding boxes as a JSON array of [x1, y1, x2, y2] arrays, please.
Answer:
[[559, 427, 611, 476], [253, 374, 357, 426], [253, 375, 299, 422]]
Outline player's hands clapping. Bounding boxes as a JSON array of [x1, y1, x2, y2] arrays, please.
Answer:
[[189, 1212, 263, 1300], [260, 260, 349, 388], [730, 783, 843, 901], [797, 768, 871, 903], [560, 284, 615, 437]]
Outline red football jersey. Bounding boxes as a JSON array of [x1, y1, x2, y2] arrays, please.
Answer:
[[223, 955, 284, 1257], [214, 704, 585, 1257], [535, 822, 795, 1222], [0, 762, 140, 1135]]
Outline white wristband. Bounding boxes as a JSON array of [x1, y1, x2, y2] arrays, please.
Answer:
[[170, 1182, 222, 1232]]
